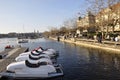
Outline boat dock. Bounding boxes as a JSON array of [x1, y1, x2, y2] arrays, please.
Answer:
[[0, 47, 29, 72], [0, 49, 13, 59]]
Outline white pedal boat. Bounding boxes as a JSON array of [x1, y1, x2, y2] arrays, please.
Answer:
[[40, 47, 59, 56], [18, 50, 57, 60], [19, 51, 31, 56], [15, 55, 57, 65], [17, 50, 54, 63], [19, 47, 59, 57], [16, 53, 50, 62], [0, 57, 63, 79], [16, 50, 55, 61]]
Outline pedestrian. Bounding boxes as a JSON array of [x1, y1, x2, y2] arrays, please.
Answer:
[[115, 37, 118, 42], [57, 36, 60, 42], [64, 35, 66, 40]]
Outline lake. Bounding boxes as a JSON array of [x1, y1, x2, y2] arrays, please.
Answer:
[[1, 38, 120, 80]]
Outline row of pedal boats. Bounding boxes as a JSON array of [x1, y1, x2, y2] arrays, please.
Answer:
[[0, 47, 64, 79]]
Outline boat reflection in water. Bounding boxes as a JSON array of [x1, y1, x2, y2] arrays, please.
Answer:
[[1, 38, 120, 80]]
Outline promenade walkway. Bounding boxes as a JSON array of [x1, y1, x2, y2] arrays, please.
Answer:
[[50, 37, 120, 54]]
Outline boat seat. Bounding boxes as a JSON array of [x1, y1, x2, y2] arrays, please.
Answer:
[[29, 54, 40, 60], [29, 54, 48, 60], [25, 60, 40, 68], [35, 50, 45, 54], [25, 60, 48, 68], [39, 56, 47, 58], [39, 62, 48, 65], [31, 51, 40, 56], [31, 51, 44, 56]]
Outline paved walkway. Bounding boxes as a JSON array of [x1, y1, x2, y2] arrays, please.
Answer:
[[50, 37, 120, 54], [0, 47, 28, 72]]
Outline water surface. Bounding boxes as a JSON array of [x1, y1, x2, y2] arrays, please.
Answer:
[[1, 38, 120, 80]]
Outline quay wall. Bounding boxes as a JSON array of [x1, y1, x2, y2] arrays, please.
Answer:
[[50, 37, 120, 54]]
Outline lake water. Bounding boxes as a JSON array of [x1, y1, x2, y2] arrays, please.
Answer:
[[1, 38, 120, 80], [0, 38, 18, 52]]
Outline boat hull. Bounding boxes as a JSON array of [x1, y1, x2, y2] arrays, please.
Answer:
[[0, 64, 64, 79]]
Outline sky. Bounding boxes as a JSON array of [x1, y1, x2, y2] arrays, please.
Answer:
[[0, 0, 88, 33]]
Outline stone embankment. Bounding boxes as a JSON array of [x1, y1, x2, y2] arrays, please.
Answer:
[[50, 37, 120, 54]]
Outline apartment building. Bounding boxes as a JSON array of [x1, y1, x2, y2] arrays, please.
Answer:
[[76, 11, 96, 36], [96, 2, 120, 33]]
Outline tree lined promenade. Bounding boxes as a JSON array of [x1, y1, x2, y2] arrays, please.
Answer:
[[43, 0, 120, 42], [43, 0, 120, 53], [44, 0, 120, 53]]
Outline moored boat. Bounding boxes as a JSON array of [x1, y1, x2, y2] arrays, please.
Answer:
[[18, 47, 59, 58], [18, 39, 28, 43], [0, 64, 63, 79], [5, 45, 14, 49]]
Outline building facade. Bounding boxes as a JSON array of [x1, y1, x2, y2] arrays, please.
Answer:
[[76, 11, 96, 37], [95, 2, 120, 33]]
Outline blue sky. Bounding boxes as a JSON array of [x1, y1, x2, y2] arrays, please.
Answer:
[[0, 0, 88, 33]]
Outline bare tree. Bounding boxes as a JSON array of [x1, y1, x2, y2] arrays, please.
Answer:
[[49, 27, 59, 37], [43, 31, 50, 38], [105, 0, 120, 37], [59, 26, 68, 36], [63, 17, 77, 37], [63, 18, 77, 29], [86, 0, 120, 39], [107, 1, 120, 33], [86, 0, 105, 39]]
